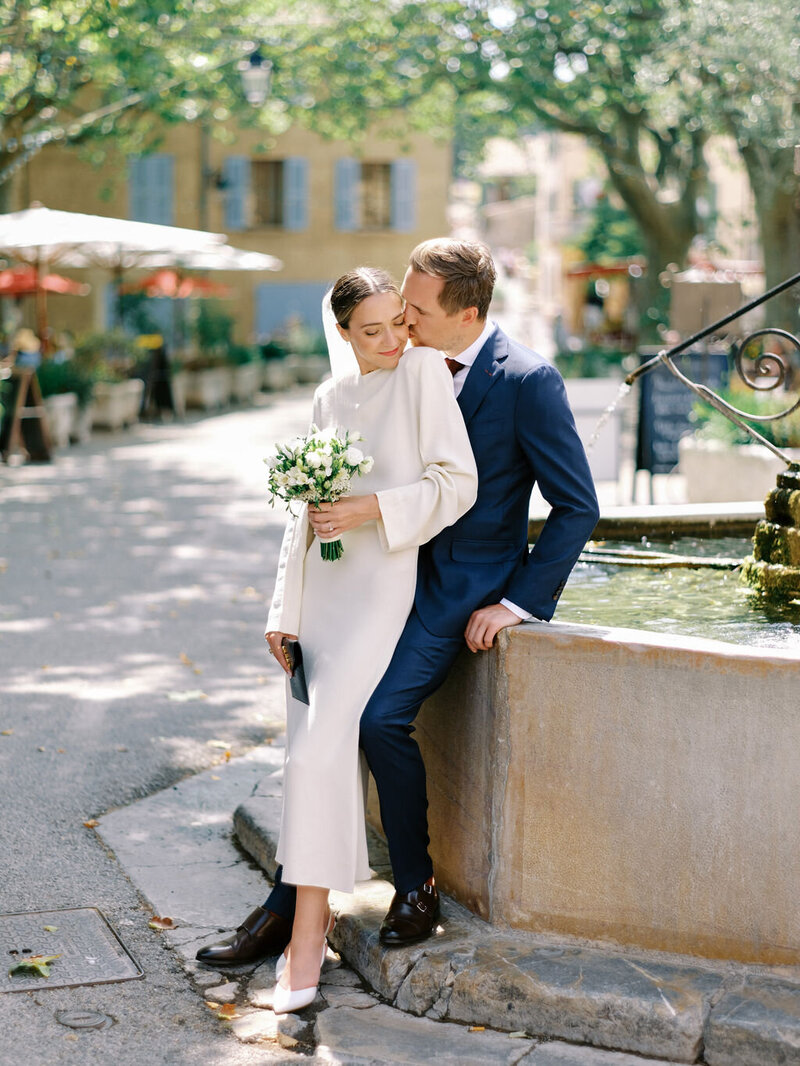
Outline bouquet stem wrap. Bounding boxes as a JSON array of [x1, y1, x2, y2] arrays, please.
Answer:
[[265, 426, 374, 561]]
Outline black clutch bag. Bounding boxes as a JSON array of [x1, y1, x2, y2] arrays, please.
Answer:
[[281, 637, 309, 705]]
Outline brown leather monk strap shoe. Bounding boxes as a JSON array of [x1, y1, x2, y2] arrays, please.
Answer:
[[196, 906, 291, 967], [379, 879, 440, 946]]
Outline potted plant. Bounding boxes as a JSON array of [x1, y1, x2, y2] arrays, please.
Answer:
[[184, 300, 236, 410], [260, 338, 294, 391], [227, 343, 262, 404], [679, 389, 800, 502], [36, 359, 96, 446], [73, 331, 145, 431], [283, 321, 330, 384]]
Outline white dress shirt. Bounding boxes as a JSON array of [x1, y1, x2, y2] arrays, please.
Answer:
[[447, 321, 532, 623]]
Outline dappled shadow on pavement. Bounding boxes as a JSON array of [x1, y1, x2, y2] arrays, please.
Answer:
[[0, 401, 312, 815]]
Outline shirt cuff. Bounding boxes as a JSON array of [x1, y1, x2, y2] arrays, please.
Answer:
[[501, 597, 532, 621]]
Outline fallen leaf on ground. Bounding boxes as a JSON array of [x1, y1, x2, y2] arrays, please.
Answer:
[[210, 775, 221, 781], [9, 954, 60, 978], [469, 1026, 486, 1032], [224, 751, 231, 762], [215, 1003, 239, 1020], [205, 1001, 220, 1009], [1, 729, 13, 736], [179, 652, 193, 666], [83, 819, 100, 828], [43, 926, 58, 933], [192, 667, 202, 675], [509, 1031, 528, 1038], [148, 916, 176, 930], [206, 739, 230, 749]]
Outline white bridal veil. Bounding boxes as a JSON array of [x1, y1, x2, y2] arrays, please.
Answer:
[[322, 289, 359, 380]]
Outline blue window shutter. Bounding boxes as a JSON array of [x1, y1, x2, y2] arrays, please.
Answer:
[[334, 158, 360, 231], [128, 158, 148, 221], [128, 154, 174, 224], [223, 156, 251, 231], [151, 154, 174, 225], [391, 159, 417, 232], [283, 157, 309, 231]]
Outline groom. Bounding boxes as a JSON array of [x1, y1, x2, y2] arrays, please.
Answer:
[[197, 239, 599, 965]]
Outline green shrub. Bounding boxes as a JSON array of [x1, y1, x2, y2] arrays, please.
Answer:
[[554, 346, 627, 379], [691, 388, 800, 448], [73, 331, 140, 382], [36, 360, 96, 409]]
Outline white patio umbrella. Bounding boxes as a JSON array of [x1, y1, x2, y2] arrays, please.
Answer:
[[0, 205, 227, 270], [0, 205, 280, 344]]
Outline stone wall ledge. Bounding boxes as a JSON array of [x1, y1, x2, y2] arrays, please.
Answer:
[[234, 790, 800, 1064]]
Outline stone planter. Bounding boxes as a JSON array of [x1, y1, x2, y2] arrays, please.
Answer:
[[90, 379, 145, 431], [70, 404, 93, 444], [185, 367, 230, 411], [43, 392, 78, 448], [564, 376, 626, 483], [170, 370, 188, 419], [261, 359, 295, 391], [678, 436, 800, 503], [229, 362, 262, 404], [286, 353, 330, 385]]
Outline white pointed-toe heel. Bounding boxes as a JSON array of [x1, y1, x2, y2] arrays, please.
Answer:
[[272, 980, 318, 1015], [275, 911, 335, 981]]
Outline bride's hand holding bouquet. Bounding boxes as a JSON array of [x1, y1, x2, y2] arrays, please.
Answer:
[[265, 426, 375, 561]]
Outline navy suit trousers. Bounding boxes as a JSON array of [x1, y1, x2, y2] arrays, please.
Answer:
[[262, 607, 464, 915]]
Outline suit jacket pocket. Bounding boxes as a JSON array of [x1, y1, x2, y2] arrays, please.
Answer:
[[451, 538, 519, 563]]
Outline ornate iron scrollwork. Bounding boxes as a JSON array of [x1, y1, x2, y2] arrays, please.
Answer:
[[626, 272, 800, 466]]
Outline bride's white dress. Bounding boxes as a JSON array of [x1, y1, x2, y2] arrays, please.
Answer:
[[266, 346, 477, 893]]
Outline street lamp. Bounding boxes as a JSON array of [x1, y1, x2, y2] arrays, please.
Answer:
[[239, 51, 273, 107]]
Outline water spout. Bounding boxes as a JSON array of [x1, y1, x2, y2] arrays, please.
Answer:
[[586, 381, 631, 454]]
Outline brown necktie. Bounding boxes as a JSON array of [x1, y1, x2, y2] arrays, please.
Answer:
[[444, 357, 463, 377]]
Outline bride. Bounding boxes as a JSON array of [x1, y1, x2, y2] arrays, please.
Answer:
[[264, 267, 477, 1013]]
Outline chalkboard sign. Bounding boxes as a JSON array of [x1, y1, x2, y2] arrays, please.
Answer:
[[636, 349, 729, 475]]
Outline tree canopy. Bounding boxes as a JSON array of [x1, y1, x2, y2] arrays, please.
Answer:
[[2, 0, 798, 327]]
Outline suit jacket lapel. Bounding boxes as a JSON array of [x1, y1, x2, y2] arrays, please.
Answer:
[[457, 326, 508, 424]]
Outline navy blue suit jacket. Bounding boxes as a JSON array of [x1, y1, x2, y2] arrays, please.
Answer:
[[414, 325, 600, 636]]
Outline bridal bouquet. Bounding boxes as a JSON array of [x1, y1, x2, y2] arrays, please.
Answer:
[[265, 426, 374, 561]]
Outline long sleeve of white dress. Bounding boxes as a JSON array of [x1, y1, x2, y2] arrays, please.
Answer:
[[375, 349, 477, 553]]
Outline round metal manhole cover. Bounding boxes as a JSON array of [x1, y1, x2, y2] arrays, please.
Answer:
[[55, 1010, 115, 1031]]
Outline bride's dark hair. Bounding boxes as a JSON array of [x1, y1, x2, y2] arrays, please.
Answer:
[[330, 267, 401, 329]]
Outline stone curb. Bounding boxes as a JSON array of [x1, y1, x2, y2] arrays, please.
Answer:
[[234, 791, 800, 1065]]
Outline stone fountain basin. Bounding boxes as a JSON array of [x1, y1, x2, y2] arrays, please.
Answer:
[[409, 619, 799, 967], [366, 504, 800, 968]]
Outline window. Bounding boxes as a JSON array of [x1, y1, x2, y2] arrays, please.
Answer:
[[223, 156, 308, 232], [253, 160, 284, 226], [361, 163, 392, 230], [335, 159, 417, 233]]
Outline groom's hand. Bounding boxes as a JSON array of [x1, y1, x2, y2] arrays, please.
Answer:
[[464, 604, 521, 653]]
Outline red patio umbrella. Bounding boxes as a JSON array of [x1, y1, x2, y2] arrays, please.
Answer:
[[0, 264, 90, 296], [120, 268, 232, 299]]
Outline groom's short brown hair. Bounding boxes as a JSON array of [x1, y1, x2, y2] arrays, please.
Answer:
[[408, 238, 496, 320]]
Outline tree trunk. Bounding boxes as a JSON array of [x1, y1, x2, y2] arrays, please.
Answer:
[[604, 161, 697, 341], [739, 144, 800, 334]]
